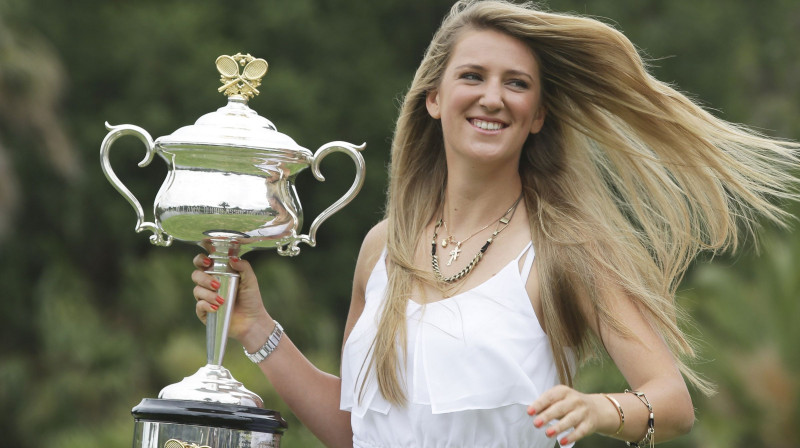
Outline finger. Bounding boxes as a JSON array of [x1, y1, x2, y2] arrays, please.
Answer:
[[228, 257, 256, 285], [191, 269, 221, 292], [533, 396, 575, 429], [195, 299, 216, 325], [543, 408, 585, 439], [193, 285, 224, 308], [228, 256, 250, 273], [193, 254, 213, 269], [528, 384, 570, 417], [558, 420, 594, 446]]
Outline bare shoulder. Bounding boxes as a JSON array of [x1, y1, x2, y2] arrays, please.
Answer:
[[362, 219, 388, 251], [354, 220, 388, 289]]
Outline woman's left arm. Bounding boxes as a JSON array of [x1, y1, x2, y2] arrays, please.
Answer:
[[527, 280, 695, 446]]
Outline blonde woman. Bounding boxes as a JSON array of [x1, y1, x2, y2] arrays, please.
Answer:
[[191, 1, 797, 446]]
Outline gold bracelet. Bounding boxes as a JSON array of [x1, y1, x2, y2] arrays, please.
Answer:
[[603, 394, 625, 435]]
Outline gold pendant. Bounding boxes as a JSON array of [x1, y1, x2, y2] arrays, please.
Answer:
[[441, 236, 455, 248]]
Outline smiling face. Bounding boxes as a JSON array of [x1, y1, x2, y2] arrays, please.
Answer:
[[426, 27, 546, 170]]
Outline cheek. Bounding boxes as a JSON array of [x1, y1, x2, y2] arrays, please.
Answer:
[[514, 98, 543, 129], [441, 87, 477, 112], [439, 115, 463, 142]]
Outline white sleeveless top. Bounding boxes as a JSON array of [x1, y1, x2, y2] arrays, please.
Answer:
[[340, 243, 574, 448]]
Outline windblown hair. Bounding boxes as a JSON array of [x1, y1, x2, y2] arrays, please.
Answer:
[[370, 0, 799, 405]]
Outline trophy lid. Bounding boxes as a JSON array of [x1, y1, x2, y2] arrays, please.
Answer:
[[155, 53, 313, 161]]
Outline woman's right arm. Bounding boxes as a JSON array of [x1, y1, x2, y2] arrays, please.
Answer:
[[191, 221, 387, 448]]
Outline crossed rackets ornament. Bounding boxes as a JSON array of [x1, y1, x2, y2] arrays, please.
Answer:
[[216, 53, 269, 99]]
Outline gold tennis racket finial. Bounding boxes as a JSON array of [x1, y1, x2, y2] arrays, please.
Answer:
[[215, 53, 268, 101]]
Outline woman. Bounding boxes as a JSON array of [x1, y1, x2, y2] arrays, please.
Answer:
[[192, 1, 798, 446]]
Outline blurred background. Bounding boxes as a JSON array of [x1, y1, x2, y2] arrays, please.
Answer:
[[0, 0, 798, 447]]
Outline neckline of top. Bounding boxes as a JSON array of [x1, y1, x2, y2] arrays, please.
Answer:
[[407, 241, 533, 307]]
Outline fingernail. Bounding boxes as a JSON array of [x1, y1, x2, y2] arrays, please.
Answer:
[[202, 257, 212, 267], [216, 296, 225, 305], [560, 438, 569, 445], [210, 304, 219, 311], [547, 428, 556, 437], [527, 408, 536, 416], [230, 256, 240, 263], [210, 280, 221, 290], [534, 418, 543, 428]]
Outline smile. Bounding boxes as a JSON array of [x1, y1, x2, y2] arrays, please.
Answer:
[[469, 118, 507, 131]]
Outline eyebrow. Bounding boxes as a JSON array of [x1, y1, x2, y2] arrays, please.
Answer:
[[453, 64, 535, 81]]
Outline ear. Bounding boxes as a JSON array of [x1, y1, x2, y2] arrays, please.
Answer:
[[530, 105, 546, 134], [426, 89, 441, 119]]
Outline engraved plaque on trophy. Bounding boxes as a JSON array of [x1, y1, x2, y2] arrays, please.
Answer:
[[101, 53, 366, 448]]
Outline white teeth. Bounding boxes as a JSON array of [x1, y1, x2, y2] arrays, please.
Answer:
[[472, 119, 504, 131]]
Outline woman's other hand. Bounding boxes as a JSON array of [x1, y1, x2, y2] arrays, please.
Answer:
[[527, 385, 615, 446]]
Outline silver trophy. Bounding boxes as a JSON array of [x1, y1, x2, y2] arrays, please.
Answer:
[[101, 53, 365, 448]]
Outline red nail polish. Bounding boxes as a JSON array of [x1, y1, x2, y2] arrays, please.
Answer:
[[210, 280, 221, 290], [546, 428, 555, 437], [216, 296, 225, 305], [210, 304, 219, 311], [560, 437, 569, 445], [230, 256, 240, 263], [203, 258, 212, 267], [527, 408, 534, 416], [534, 418, 543, 428]]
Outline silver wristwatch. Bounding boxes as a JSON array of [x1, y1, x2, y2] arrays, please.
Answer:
[[244, 320, 284, 364]]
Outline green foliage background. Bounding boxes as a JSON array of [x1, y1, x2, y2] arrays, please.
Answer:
[[0, 0, 798, 447]]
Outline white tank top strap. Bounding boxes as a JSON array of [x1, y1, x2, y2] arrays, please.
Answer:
[[516, 241, 536, 279]]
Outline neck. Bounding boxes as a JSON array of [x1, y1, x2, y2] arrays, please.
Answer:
[[442, 164, 523, 234]]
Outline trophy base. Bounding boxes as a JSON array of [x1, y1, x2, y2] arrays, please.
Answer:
[[158, 364, 263, 408], [132, 398, 287, 448]]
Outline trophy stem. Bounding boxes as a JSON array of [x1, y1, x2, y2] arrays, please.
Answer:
[[204, 239, 243, 367], [205, 261, 239, 366]]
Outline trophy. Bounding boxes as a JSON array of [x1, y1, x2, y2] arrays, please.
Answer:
[[101, 53, 366, 448]]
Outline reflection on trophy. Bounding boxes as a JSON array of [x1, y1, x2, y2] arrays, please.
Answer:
[[101, 53, 366, 448]]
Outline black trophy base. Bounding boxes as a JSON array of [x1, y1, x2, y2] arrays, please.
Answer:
[[131, 398, 287, 448]]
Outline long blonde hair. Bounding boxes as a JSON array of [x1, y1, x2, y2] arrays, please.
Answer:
[[370, 0, 798, 405]]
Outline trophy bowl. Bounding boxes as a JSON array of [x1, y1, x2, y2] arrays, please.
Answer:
[[102, 53, 366, 448], [101, 54, 365, 258]]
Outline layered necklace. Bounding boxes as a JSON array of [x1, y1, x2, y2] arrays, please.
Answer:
[[431, 193, 523, 283]]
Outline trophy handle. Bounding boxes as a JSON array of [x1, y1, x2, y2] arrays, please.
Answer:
[[278, 141, 365, 256], [100, 122, 173, 247]]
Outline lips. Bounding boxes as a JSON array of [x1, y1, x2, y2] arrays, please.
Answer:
[[469, 118, 507, 131]]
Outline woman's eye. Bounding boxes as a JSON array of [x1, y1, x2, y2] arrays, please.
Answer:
[[508, 79, 529, 89], [460, 72, 482, 81]]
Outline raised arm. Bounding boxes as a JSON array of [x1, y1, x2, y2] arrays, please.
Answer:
[[190, 222, 386, 448]]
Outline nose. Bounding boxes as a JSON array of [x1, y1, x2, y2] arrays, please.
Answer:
[[479, 80, 504, 111]]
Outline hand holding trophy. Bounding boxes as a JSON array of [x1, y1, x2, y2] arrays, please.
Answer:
[[101, 53, 366, 448]]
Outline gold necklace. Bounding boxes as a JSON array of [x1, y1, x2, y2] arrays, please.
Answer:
[[440, 218, 496, 265], [431, 193, 522, 283]]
